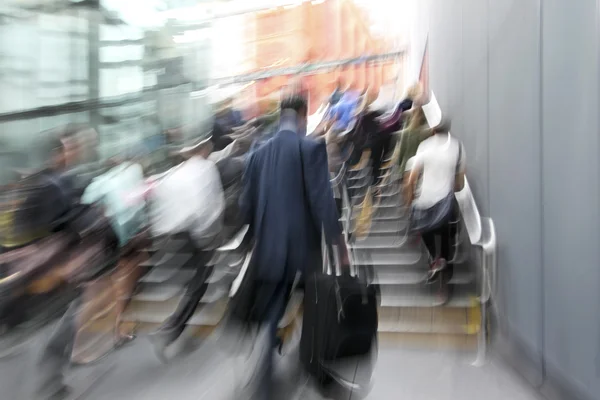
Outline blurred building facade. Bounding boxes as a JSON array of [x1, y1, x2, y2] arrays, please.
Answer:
[[0, 0, 408, 176], [246, 0, 405, 113]]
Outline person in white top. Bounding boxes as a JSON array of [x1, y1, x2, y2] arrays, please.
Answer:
[[404, 119, 466, 303], [150, 138, 225, 249], [148, 137, 225, 359]]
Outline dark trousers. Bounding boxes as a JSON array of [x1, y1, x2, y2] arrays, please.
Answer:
[[159, 249, 214, 344], [335, 198, 342, 217], [254, 280, 293, 400], [368, 133, 393, 185], [421, 222, 455, 283]]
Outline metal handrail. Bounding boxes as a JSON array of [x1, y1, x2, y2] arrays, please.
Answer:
[[454, 177, 497, 366]]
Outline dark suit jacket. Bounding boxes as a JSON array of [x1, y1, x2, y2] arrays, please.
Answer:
[[240, 110, 341, 283]]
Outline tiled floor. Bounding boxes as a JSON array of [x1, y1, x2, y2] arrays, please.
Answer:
[[0, 328, 543, 400]]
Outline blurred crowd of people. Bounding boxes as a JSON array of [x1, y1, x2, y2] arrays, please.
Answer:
[[0, 79, 466, 399]]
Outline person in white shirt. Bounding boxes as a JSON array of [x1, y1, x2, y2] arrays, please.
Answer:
[[404, 119, 465, 303], [149, 137, 225, 359], [150, 138, 225, 249]]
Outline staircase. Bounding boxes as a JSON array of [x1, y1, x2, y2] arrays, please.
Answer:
[[80, 222, 305, 356], [79, 147, 490, 366], [340, 148, 484, 355], [118, 229, 251, 337]]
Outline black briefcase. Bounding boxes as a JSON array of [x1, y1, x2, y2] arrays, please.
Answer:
[[300, 239, 378, 383]]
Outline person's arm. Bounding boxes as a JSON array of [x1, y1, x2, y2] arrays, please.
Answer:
[[396, 129, 409, 171], [455, 143, 466, 192], [403, 156, 423, 206], [302, 139, 349, 265]]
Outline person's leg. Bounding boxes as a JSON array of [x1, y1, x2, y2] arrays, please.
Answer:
[[420, 230, 437, 262], [373, 133, 393, 185], [439, 221, 454, 286], [36, 294, 82, 397], [255, 281, 292, 400], [422, 221, 452, 303], [151, 250, 213, 348], [369, 139, 384, 185], [422, 226, 448, 283], [335, 198, 342, 218]]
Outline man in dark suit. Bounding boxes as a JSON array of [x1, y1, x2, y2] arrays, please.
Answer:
[[238, 93, 349, 399]]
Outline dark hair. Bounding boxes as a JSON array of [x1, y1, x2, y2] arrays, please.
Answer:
[[280, 93, 308, 116]]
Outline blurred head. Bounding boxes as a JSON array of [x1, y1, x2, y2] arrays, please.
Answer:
[[407, 106, 427, 131], [76, 126, 100, 163], [49, 134, 80, 170], [406, 83, 423, 101], [280, 92, 309, 134]]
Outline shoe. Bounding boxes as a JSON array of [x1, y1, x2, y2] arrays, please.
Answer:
[[426, 258, 446, 284], [148, 331, 172, 364]]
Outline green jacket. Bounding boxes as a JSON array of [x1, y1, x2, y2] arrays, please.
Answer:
[[397, 125, 431, 174]]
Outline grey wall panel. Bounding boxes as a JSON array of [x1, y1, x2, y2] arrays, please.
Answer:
[[426, 0, 545, 386], [429, 0, 489, 215], [487, 0, 543, 369], [423, 0, 600, 397], [541, 0, 600, 398], [460, 0, 490, 217], [429, 0, 463, 125]]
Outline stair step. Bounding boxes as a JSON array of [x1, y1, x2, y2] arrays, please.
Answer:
[[207, 251, 246, 267], [347, 179, 371, 190], [377, 306, 480, 335], [214, 225, 249, 252], [350, 186, 401, 202], [379, 285, 476, 308], [351, 235, 412, 249], [134, 284, 185, 302], [373, 269, 474, 285], [139, 252, 193, 269], [344, 201, 405, 212], [121, 293, 301, 329], [375, 195, 404, 207], [347, 167, 371, 180], [122, 298, 228, 325], [140, 267, 194, 284], [367, 220, 409, 234], [374, 185, 401, 198], [343, 208, 407, 222], [206, 266, 236, 284], [145, 238, 188, 253], [133, 279, 229, 303], [377, 332, 478, 351], [204, 284, 231, 303], [353, 248, 423, 266]]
